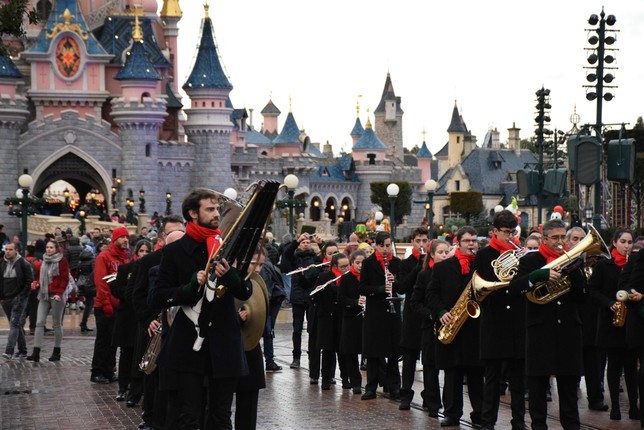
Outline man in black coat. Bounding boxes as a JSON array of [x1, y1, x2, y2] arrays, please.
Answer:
[[398, 226, 428, 410], [358, 231, 402, 401], [428, 226, 483, 427], [508, 219, 586, 430], [149, 189, 251, 429], [472, 210, 526, 430]]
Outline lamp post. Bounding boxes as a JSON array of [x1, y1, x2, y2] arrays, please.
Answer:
[[79, 208, 87, 235], [386, 183, 399, 240], [165, 191, 172, 215], [284, 174, 299, 236], [139, 189, 146, 214], [223, 188, 238, 201], [126, 198, 135, 224], [374, 211, 383, 229], [424, 179, 437, 239], [17, 174, 33, 252], [63, 187, 70, 214]]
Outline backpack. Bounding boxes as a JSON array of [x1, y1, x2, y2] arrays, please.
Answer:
[[77, 249, 96, 296]]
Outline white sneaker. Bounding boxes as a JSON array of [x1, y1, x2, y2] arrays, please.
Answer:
[[78, 302, 85, 310], [70, 303, 77, 310], [2, 352, 12, 360]]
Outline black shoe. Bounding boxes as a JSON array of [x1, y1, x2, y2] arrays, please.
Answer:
[[589, 401, 609, 411], [341, 379, 351, 389], [310, 378, 318, 385], [265, 361, 282, 372], [80, 325, 94, 332], [48, 347, 61, 362], [290, 359, 300, 369], [511, 425, 529, 430], [440, 417, 460, 427], [389, 389, 401, 400], [610, 409, 621, 420], [352, 387, 362, 394], [107, 374, 118, 383], [321, 383, 331, 390], [399, 400, 411, 410], [361, 390, 376, 400], [481, 426, 495, 430], [126, 399, 139, 407], [429, 411, 439, 418], [470, 413, 483, 428], [26, 347, 40, 363], [138, 423, 147, 429], [115, 391, 126, 401], [91, 375, 110, 384]]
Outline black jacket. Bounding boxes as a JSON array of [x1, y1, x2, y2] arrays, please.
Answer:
[[398, 253, 423, 350], [0, 256, 34, 299]]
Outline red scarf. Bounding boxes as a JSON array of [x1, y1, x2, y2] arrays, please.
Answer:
[[411, 248, 423, 261], [454, 248, 475, 275], [538, 242, 568, 264], [349, 266, 361, 282], [611, 248, 628, 268], [489, 234, 518, 253], [186, 222, 222, 256], [109, 242, 130, 264], [374, 250, 393, 271], [331, 267, 344, 286], [428, 258, 435, 270]]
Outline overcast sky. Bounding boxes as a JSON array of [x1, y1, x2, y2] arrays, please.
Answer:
[[172, 1, 644, 156]]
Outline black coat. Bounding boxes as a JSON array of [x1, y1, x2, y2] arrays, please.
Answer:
[[398, 253, 423, 349], [236, 343, 266, 392], [619, 251, 644, 349], [337, 270, 362, 355], [289, 246, 320, 305], [150, 234, 251, 384], [427, 256, 480, 369], [408, 268, 438, 366], [507, 251, 585, 376], [472, 246, 525, 360], [131, 250, 163, 326], [110, 260, 137, 348], [311, 271, 342, 351], [358, 253, 402, 357], [588, 258, 626, 348]]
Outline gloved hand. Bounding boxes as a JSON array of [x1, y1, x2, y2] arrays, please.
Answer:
[[103, 304, 114, 318], [176, 272, 202, 306], [528, 269, 550, 285]]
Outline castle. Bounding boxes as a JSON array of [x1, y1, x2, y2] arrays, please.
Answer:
[[0, 0, 536, 239]]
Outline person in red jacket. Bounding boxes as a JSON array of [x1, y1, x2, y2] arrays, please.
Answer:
[[90, 226, 130, 384], [26, 240, 70, 362]]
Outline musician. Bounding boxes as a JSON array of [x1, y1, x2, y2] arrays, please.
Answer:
[[311, 252, 349, 390], [428, 226, 483, 427], [588, 228, 638, 420], [472, 210, 526, 430], [399, 227, 429, 410], [408, 239, 450, 418], [338, 250, 367, 394], [567, 227, 608, 412], [358, 231, 402, 401], [508, 219, 586, 430], [619, 244, 644, 427], [151, 188, 251, 429]]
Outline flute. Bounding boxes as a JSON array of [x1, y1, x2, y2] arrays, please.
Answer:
[[102, 273, 117, 283], [286, 261, 330, 276], [309, 274, 343, 296]]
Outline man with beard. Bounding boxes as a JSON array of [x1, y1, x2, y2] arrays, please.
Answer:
[[151, 189, 250, 429], [508, 219, 586, 430], [428, 226, 483, 427], [90, 226, 130, 384]]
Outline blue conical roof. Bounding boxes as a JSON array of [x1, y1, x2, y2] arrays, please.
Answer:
[[447, 101, 468, 133], [350, 117, 364, 137], [354, 121, 386, 150], [114, 40, 161, 81], [0, 56, 22, 78], [183, 15, 232, 91], [273, 112, 300, 145], [416, 141, 432, 158]]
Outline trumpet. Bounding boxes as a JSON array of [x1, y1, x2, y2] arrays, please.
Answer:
[[286, 261, 330, 276], [102, 273, 117, 283], [613, 289, 632, 327], [310, 274, 343, 296]]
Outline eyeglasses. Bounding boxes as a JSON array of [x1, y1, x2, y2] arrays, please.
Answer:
[[460, 239, 477, 243], [545, 235, 566, 241], [337, 264, 349, 270], [497, 229, 515, 236]]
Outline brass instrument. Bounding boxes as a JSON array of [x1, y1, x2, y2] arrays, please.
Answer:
[[471, 271, 510, 303], [286, 261, 330, 276], [437, 279, 481, 345], [139, 314, 163, 375], [526, 224, 610, 305], [492, 242, 534, 282], [613, 289, 632, 327]]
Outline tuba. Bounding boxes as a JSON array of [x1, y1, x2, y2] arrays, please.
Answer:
[[526, 224, 610, 305], [437, 279, 480, 345]]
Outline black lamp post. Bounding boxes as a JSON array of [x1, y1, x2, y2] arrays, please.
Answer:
[[386, 183, 399, 240], [63, 187, 70, 214], [165, 191, 172, 215], [126, 198, 136, 224], [17, 174, 33, 252], [284, 174, 299, 236], [79, 208, 87, 235], [425, 179, 437, 239], [139, 188, 146, 214]]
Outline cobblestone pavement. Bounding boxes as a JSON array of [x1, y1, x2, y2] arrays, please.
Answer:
[[0, 308, 640, 429]]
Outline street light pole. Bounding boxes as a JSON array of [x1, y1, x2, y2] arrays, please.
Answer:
[[386, 183, 399, 240], [425, 179, 437, 240], [18, 174, 33, 252], [284, 174, 299, 236]]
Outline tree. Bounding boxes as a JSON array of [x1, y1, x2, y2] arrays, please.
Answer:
[[0, 0, 38, 57], [370, 181, 412, 225], [449, 191, 484, 224]]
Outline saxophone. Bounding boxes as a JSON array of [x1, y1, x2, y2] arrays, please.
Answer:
[[613, 289, 631, 327], [437, 279, 480, 345]]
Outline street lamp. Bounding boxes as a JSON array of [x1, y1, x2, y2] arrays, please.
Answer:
[[386, 183, 399, 239], [425, 179, 437, 239], [223, 188, 238, 200], [139, 188, 146, 214], [284, 174, 299, 236], [17, 174, 33, 251], [63, 187, 70, 214], [79, 208, 87, 235], [165, 191, 172, 215]]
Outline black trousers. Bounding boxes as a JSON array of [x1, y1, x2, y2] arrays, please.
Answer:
[[421, 332, 442, 414], [582, 345, 605, 405], [400, 346, 420, 391], [365, 356, 400, 393], [142, 367, 166, 429], [165, 372, 204, 430], [91, 308, 117, 377], [117, 346, 134, 392], [605, 347, 638, 411], [481, 358, 525, 428], [291, 303, 307, 359], [205, 376, 237, 430], [343, 353, 362, 388], [443, 365, 484, 421], [235, 390, 259, 430], [528, 374, 579, 430]]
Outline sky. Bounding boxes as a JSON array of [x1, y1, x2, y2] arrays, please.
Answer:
[[170, 1, 644, 157]]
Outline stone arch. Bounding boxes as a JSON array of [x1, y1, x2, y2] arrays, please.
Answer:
[[338, 194, 355, 222], [30, 146, 113, 209], [309, 193, 323, 221], [324, 193, 340, 224]]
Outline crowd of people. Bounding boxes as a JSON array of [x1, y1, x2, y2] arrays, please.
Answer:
[[2, 195, 644, 430]]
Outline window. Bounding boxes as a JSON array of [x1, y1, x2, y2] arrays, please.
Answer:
[[145, 144, 151, 157], [455, 180, 460, 191], [367, 153, 376, 165]]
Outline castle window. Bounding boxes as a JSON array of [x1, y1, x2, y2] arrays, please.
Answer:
[[455, 180, 460, 191], [367, 153, 376, 165], [322, 168, 329, 177], [145, 144, 151, 157], [457, 136, 461, 143], [140, 92, 150, 102], [211, 101, 215, 107]]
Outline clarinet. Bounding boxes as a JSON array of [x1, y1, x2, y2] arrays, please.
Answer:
[[384, 254, 396, 314]]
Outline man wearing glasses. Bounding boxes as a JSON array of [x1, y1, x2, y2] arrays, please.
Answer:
[[473, 210, 527, 430], [509, 219, 586, 430]]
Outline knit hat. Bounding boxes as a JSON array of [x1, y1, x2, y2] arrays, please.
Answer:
[[112, 226, 130, 242], [80, 235, 90, 246]]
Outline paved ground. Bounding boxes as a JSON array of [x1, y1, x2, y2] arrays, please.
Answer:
[[0, 307, 641, 429]]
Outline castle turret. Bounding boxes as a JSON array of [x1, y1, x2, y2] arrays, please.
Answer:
[[416, 140, 433, 183], [350, 100, 364, 146], [260, 99, 280, 139], [160, 0, 183, 94], [373, 73, 404, 161], [272, 108, 302, 156], [0, 55, 30, 230], [352, 118, 387, 164], [182, 4, 234, 190], [447, 101, 467, 169], [111, 13, 166, 213]]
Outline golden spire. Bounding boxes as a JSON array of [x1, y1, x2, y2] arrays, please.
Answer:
[[289, 96, 292, 112], [422, 129, 427, 142], [356, 94, 362, 117], [160, 0, 183, 18], [204, 2, 209, 17], [131, 8, 143, 43], [365, 109, 372, 129]]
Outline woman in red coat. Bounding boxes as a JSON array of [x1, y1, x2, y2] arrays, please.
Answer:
[[27, 240, 70, 362]]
